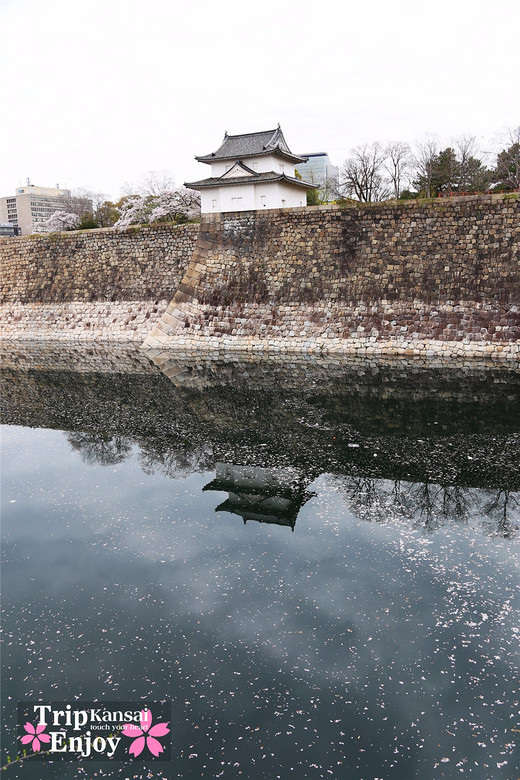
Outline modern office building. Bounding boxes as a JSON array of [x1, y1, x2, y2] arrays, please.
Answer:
[[295, 153, 339, 202], [0, 222, 21, 236], [0, 183, 73, 235]]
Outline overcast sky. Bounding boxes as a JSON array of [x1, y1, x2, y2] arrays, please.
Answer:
[[1, 0, 518, 201]]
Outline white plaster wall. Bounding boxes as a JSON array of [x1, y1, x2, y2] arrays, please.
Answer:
[[209, 154, 296, 178], [254, 186, 270, 210], [210, 160, 235, 177], [253, 182, 284, 210], [201, 182, 306, 213], [277, 181, 306, 208], [200, 189, 220, 213], [218, 183, 256, 212]]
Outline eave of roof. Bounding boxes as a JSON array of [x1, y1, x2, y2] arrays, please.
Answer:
[[196, 149, 307, 165], [184, 172, 318, 190]]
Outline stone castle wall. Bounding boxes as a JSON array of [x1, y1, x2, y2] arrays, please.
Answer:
[[144, 195, 520, 359], [1, 195, 519, 357], [0, 223, 198, 340]]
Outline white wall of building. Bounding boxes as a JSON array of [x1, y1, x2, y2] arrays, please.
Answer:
[[200, 181, 306, 213], [209, 154, 296, 178], [276, 181, 306, 209], [200, 189, 220, 213]]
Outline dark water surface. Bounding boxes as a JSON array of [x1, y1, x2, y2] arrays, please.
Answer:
[[1, 345, 519, 779]]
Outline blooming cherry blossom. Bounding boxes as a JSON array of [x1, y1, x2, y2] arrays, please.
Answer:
[[115, 188, 200, 228], [37, 211, 81, 233]]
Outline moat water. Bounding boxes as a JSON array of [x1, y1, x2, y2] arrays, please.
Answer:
[[1, 345, 519, 779]]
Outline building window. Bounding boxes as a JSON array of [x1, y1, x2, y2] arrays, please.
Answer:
[[279, 164, 284, 173], [281, 199, 286, 207], [231, 197, 242, 208], [260, 195, 267, 207], [212, 199, 217, 209]]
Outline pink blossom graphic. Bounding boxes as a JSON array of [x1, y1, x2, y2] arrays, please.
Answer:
[[122, 709, 169, 758], [20, 722, 51, 753]]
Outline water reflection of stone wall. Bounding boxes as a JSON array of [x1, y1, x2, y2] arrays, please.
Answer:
[[2, 346, 519, 539]]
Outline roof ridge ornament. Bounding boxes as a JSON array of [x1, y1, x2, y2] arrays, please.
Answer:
[[265, 127, 280, 151]]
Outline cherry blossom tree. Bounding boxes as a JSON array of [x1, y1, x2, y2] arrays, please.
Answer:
[[114, 188, 200, 229], [38, 211, 80, 233]]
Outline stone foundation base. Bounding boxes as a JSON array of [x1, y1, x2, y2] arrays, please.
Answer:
[[0, 300, 170, 342], [143, 333, 519, 363]]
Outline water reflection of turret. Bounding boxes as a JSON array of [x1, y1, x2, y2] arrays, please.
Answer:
[[203, 463, 316, 531]]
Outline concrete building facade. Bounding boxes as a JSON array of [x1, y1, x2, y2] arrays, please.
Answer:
[[0, 184, 72, 235]]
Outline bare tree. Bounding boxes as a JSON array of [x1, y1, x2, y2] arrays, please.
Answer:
[[62, 187, 102, 218], [412, 138, 439, 198], [67, 432, 132, 466], [384, 142, 411, 198], [454, 136, 490, 192], [121, 170, 176, 198], [339, 143, 390, 202], [455, 136, 477, 182], [483, 489, 519, 539]]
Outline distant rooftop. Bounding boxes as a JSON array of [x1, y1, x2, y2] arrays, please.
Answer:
[[196, 126, 307, 165], [14, 184, 71, 197]]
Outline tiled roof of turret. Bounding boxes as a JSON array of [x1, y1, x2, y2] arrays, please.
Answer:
[[184, 171, 317, 190], [196, 126, 307, 165]]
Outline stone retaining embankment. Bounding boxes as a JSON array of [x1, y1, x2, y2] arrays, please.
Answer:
[[1, 195, 519, 358], [0, 222, 198, 340], [144, 195, 520, 359]]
